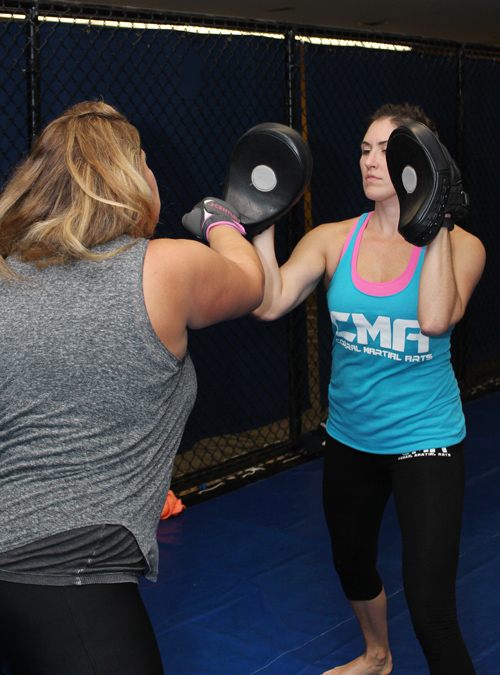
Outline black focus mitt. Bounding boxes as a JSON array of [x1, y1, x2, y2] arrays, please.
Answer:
[[222, 122, 313, 238], [386, 121, 469, 247]]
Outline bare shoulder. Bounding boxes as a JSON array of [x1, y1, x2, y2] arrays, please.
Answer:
[[308, 216, 357, 242], [451, 225, 486, 263], [144, 237, 210, 281], [145, 236, 202, 262], [295, 216, 357, 253], [309, 216, 359, 278], [452, 224, 484, 246], [451, 225, 486, 288]]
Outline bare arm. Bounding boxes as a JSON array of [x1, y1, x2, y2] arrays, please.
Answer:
[[143, 226, 265, 358], [417, 225, 486, 335], [251, 222, 342, 321], [186, 225, 265, 327]]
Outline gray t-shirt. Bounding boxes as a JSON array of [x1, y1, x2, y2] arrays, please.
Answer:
[[0, 236, 197, 581]]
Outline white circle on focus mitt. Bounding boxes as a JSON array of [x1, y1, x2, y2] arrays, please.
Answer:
[[251, 164, 277, 192], [402, 165, 417, 193]]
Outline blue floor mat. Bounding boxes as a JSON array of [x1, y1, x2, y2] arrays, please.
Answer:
[[141, 391, 500, 675]]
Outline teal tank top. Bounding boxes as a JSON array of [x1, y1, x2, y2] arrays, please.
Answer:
[[326, 212, 465, 454]]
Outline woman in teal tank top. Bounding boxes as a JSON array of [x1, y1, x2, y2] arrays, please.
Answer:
[[252, 103, 485, 675]]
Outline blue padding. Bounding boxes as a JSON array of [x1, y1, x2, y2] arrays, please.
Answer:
[[142, 392, 500, 675]]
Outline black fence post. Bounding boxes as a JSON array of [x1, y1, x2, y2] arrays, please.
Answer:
[[454, 44, 468, 389], [284, 27, 304, 445], [26, 4, 41, 149]]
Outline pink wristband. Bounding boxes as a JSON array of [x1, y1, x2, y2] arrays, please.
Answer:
[[205, 220, 247, 237]]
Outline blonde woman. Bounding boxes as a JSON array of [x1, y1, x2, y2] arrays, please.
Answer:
[[0, 101, 264, 674]]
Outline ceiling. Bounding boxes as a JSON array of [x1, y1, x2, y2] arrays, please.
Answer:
[[95, 0, 500, 47]]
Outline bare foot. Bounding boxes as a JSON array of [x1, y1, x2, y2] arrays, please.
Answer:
[[321, 651, 393, 675]]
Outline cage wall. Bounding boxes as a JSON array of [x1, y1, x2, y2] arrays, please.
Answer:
[[0, 2, 498, 494]]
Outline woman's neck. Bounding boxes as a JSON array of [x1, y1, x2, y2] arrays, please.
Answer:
[[368, 197, 400, 238]]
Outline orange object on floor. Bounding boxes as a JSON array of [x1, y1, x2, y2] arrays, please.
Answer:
[[160, 490, 186, 520]]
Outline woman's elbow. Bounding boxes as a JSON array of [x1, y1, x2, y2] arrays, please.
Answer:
[[420, 322, 449, 338], [245, 273, 265, 314], [251, 307, 274, 322], [418, 298, 465, 336], [249, 292, 265, 315], [419, 313, 460, 336], [251, 300, 287, 322]]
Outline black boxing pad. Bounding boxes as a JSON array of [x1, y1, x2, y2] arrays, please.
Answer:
[[386, 121, 469, 247], [222, 122, 313, 237]]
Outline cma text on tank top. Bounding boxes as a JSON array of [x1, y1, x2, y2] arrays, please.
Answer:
[[326, 212, 465, 454]]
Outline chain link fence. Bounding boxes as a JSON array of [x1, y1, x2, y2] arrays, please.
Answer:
[[1, 1, 499, 497]]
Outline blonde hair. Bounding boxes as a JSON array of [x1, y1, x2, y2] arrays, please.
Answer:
[[0, 101, 157, 278]]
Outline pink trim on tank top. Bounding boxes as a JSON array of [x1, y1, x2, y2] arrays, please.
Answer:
[[340, 217, 361, 260], [343, 212, 421, 297]]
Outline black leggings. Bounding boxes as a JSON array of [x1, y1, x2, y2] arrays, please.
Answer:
[[322, 436, 475, 675], [0, 581, 164, 675]]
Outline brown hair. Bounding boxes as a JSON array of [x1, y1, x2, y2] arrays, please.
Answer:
[[0, 101, 157, 278], [366, 102, 438, 136]]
